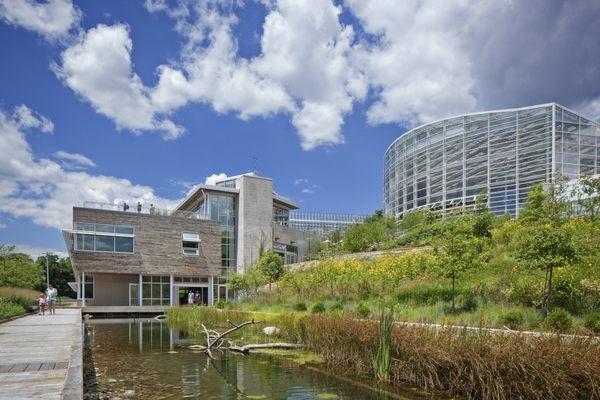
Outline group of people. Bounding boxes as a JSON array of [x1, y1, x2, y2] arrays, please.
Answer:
[[38, 284, 58, 316], [187, 290, 204, 305], [122, 201, 156, 214]]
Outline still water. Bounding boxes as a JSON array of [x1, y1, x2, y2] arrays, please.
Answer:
[[86, 319, 433, 400]]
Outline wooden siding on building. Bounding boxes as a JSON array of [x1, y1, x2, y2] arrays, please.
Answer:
[[71, 207, 221, 276]]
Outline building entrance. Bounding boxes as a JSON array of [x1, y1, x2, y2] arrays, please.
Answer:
[[177, 286, 209, 306]]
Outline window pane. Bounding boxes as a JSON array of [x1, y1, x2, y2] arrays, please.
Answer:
[[95, 235, 114, 252], [75, 223, 95, 232], [83, 235, 95, 251], [95, 224, 115, 233], [76, 234, 84, 250], [115, 226, 134, 234], [115, 237, 134, 253]]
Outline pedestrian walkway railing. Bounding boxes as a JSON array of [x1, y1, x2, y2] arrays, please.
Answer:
[[82, 201, 206, 219]]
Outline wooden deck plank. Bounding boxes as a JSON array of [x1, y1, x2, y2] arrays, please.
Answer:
[[0, 309, 81, 399]]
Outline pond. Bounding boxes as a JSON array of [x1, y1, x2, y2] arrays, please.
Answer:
[[85, 318, 437, 400]]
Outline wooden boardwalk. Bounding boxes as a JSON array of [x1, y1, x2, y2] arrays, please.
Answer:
[[0, 309, 82, 399]]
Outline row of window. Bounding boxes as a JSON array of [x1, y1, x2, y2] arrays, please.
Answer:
[[75, 234, 134, 253], [74, 223, 134, 235]]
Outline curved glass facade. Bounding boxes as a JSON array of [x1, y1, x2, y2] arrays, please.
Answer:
[[384, 104, 600, 217]]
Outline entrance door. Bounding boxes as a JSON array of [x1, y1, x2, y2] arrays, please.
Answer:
[[177, 286, 209, 306], [129, 283, 139, 306]]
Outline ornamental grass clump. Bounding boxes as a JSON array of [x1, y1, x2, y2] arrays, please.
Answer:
[[298, 314, 600, 400]]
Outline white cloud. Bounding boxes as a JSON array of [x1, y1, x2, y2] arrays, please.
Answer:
[[0, 105, 178, 230], [204, 173, 228, 186], [12, 244, 67, 260], [579, 98, 600, 122], [347, 0, 477, 126], [294, 178, 308, 185], [13, 105, 54, 133], [0, 0, 81, 41], [53, 150, 96, 169], [54, 24, 184, 140]]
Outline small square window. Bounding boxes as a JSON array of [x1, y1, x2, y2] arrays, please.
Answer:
[[183, 241, 200, 256]]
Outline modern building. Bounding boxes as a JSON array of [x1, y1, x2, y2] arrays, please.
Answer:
[[62, 172, 364, 308], [384, 103, 600, 217]]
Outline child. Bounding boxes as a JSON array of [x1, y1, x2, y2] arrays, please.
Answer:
[[38, 293, 46, 316]]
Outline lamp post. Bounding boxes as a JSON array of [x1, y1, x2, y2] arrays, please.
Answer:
[[45, 252, 51, 288]]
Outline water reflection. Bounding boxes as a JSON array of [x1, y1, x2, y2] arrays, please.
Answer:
[[86, 319, 433, 400]]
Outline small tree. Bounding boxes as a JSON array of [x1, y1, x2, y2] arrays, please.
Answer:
[[521, 183, 547, 223], [515, 224, 576, 315], [256, 249, 284, 290], [439, 227, 484, 313], [574, 175, 600, 219], [472, 188, 497, 238]]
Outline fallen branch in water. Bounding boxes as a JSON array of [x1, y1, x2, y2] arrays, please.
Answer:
[[226, 341, 305, 354], [188, 319, 304, 357]]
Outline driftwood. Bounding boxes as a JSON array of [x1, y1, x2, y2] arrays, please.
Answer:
[[188, 318, 304, 357]]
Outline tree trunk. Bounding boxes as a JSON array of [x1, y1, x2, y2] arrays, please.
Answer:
[[547, 266, 553, 314], [451, 271, 456, 313]]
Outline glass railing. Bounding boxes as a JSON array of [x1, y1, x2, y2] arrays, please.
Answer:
[[82, 201, 207, 219]]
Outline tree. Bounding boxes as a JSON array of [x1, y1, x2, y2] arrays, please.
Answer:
[[515, 224, 576, 315], [0, 251, 44, 289], [36, 255, 76, 298], [438, 222, 485, 313], [471, 188, 497, 238], [521, 183, 547, 223], [574, 175, 600, 219], [256, 249, 284, 290], [342, 216, 397, 253]]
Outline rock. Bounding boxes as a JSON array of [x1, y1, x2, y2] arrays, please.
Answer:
[[123, 390, 135, 398], [108, 378, 117, 383], [262, 326, 280, 336]]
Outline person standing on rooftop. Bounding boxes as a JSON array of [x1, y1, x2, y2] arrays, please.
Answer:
[[137, 202, 142, 213]]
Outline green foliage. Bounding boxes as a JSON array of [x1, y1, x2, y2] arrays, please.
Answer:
[[229, 267, 268, 297], [292, 301, 307, 311], [0, 251, 44, 289], [521, 184, 547, 223], [35, 255, 76, 297], [0, 301, 25, 320], [398, 209, 436, 231], [544, 308, 573, 332], [256, 249, 284, 289], [311, 301, 325, 314], [342, 216, 397, 253], [329, 301, 344, 313], [356, 301, 370, 318], [574, 176, 600, 219], [584, 312, 600, 334], [215, 300, 234, 309], [500, 309, 526, 330]]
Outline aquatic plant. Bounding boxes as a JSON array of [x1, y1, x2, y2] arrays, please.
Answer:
[[371, 306, 393, 382]]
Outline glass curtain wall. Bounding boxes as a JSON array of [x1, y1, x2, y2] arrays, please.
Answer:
[[195, 193, 237, 271], [384, 104, 599, 218]]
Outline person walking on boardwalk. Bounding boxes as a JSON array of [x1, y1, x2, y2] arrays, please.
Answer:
[[45, 284, 58, 315]]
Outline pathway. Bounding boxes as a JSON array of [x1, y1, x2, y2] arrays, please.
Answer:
[[0, 309, 82, 399]]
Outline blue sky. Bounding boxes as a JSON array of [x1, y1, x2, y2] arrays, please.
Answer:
[[0, 0, 599, 258]]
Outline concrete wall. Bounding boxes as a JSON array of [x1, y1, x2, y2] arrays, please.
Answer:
[[236, 175, 274, 271], [72, 207, 221, 277], [85, 273, 137, 306]]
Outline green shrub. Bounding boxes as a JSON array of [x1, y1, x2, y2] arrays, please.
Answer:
[[356, 301, 370, 318], [458, 294, 478, 312], [330, 301, 344, 313], [215, 300, 231, 309], [500, 309, 526, 330], [292, 301, 307, 311], [584, 312, 600, 334], [544, 309, 573, 332], [0, 301, 25, 320], [311, 301, 325, 314], [4, 293, 35, 309]]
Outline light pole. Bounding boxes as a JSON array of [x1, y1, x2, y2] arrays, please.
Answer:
[[45, 252, 51, 288]]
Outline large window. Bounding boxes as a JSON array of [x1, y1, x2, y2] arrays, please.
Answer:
[[273, 206, 289, 224], [79, 275, 94, 299], [74, 223, 134, 254], [142, 275, 170, 306]]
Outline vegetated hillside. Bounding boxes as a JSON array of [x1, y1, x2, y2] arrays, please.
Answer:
[[231, 181, 600, 335]]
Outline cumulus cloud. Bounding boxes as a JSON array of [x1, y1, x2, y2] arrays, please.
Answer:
[[0, 0, 81, 41], [204, 173, 228, 186], [50, 0, 600, 149], [53, 150, 96, 169], [54, 24, 184, 140], [12, 244, 68, 259], [13, 105, 54, 133], [0, 105, 177, 229]]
